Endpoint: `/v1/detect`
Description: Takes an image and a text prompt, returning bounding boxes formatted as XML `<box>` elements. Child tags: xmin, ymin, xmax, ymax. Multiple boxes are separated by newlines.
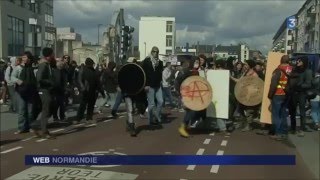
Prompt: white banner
<box><xmin>206</xmin><ymin>70</ymin><xmax>230</xmax><ymax>119</ymax></box>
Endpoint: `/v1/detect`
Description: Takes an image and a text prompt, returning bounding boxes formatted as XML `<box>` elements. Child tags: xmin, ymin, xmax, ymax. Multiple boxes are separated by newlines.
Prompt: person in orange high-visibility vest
<box><xmin>268</xmin><ymin>55</ymin><xmax>292</xmax><ymax>141</ymax></box>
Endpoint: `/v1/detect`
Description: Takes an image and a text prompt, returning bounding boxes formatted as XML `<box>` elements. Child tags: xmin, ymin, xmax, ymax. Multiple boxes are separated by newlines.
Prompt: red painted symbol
<box><xmin>181</xmin><ymin>81</ymin><xmax>210</xmax><ymax>103</ymax></box>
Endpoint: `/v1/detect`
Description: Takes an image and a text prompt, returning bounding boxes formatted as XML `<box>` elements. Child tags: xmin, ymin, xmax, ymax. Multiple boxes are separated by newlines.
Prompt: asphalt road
<box><xmin>0</xmin><ymin>103</ymin><xmax>319</xmax><ymax>180</ymax></box>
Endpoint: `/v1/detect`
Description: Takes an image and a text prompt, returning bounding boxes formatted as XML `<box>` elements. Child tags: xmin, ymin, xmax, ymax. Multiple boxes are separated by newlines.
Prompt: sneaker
<box><xmin>0</xmin><ymin>99</ymin><xmax>3</xmax><ymax>104</ymax></box>
<box><xmin>297</xmin><ymin>131</ymin><xmax>305</xmax><ymax>137</ymax></box>
<box><xmin>178</xmin><ymin>124</ymin><xmax>189</xmax><ymax>138</ymax></box>
<box><xmin>42</xmin><ymin>133</ymin><xmax>56</xmax><ymax>139</ymax></box>
<box><xmin>31</xmin><ymin>129</ymin><xmax>41</xmax><ymax>138</ymax></box>
<box><xmin>104</xmin><ymin>104</ymin><xmax>111</xmax><ymax>107</ymax></box>
<box><xmin>14</xmin><ymin>130</ymin><xmax>29</xmax><ymax>134</ymax></box>
<box><xmin>190</xmin><ymin>120</ymin><xmax>199</xmax><ymax>128</ymax></box>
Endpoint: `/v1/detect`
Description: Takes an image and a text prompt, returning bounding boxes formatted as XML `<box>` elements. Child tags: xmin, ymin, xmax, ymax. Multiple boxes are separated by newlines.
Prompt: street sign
<box><xmin>5</xmin><ymin>166</ymin><xmax>138</xmax><ymax>180</ymax></box>
<box><xmin>287</xmin><ymin>16</ymin><xmax>296</xmax><ymax>30</ymax></box>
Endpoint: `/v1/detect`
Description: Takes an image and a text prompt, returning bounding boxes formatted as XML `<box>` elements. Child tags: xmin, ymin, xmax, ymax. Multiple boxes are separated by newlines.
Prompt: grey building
<box><xmin>272</xmin><ymin>15</ymin><xmax>295</xmax><ymax>55</ymax></box>
<box><xmin>0</xmin><ymin>0</ymin><xmax>54</xmax><ymax>58</ymax></box>
<box><xmin>295</xmin><ymin>0</ymin><xmax>320</xmax><ymax>53</ymax></box>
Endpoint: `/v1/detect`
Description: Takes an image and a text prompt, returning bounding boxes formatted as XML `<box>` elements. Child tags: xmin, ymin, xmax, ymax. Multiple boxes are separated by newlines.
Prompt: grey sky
<box><xmin>54</xmin><ymin>0</ymin><xmax>305</xmax><ymax>54</ymax></box>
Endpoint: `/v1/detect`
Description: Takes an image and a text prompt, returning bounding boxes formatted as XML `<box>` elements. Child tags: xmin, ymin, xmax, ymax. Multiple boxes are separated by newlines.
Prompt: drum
<box><xmin>180</xmin><ymin>76</ymin><xmax>213</xmax><ymax>111</ymax></box>
<box><xmin>234</xmin><ymin>76</ymin><xmax>264</xmax><ymax>106</ymax></box>
<box><xmin>118</xmin><ymin>63</ymin><xmax>146</xmax><ymax>95</ymax></box>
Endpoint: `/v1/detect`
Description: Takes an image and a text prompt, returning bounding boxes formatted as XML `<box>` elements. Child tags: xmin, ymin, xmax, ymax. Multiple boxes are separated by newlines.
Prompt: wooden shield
<box><xmin>118</xmin><ymin>63</ymin><xmax>146</xmax><ymax>95</ymax></box>
<box><xmin>234</xmin><ymin>76</ymin><xmax>264</xmax><ymax>106</ymax></box>
<box><xmin>180</xmin><ymin>76</ymin><xmax>213</xmax><ymax>111</ymax></box>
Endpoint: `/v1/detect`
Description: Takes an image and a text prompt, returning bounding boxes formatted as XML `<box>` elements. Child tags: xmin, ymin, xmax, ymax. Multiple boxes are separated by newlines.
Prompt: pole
<box><xmin>98</xmin><ymin>24</ymin><xmax>102</xmax><ymax>45</ymax></box>
<box><xmin>144</xmin><ymin>42</ymin><xmax>146</xmax><ymax>58</ymax></box>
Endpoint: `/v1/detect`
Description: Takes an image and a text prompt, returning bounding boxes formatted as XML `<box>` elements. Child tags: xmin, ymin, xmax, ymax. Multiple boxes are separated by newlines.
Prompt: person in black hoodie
<box><xmin>288</xmin><ymin>56</ymin><xmax>313</xmax><ymax>137</ymax></box>
<box><xmin>34</xmin><ymin>47</ymin><xmax>56</xmax><ymax>139</ymax></box>
<box><xmin>74</xmin><ymin>58</ymin><xmax>105</xmax><ymax>125</ymax></box>
<box><xmin>142</xmin><ymin>46</ymin><xmax>164</xmax><ymax>126</ymax></box>
<box><xmin>52</xmin><ymin>60</ymin><xmax>67</xmax><ymax>121</ymax></box>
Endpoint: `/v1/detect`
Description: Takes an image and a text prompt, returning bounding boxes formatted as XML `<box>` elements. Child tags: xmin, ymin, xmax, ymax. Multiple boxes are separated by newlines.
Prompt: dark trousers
<box><xmin>183</xmin><ymin>109</ymin><xmax>196</xmax><ymax>125</ymax></box>
<box><xmin>52</xmin><ymin>93</ymin><xmax>66</xmax><ymax>120</ymax></box>
<box><xmin>31</xmin><ymin>90</ymin><xmax>52</xmax><ymax>133</ymax></box>
<box><xmin>77</xmin><ymin>91</ymin><xmax>97</xmax><ymax>120</ymax></box>
<box><xmin>289</xmin><ymin>92</ymin><xmax>307</xmax><ymax>131</ymax></box>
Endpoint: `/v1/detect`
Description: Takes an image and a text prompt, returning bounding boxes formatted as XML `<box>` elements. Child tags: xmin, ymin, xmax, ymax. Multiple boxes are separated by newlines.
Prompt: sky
<box><xmin>54</xmin><ymin>0</ymin><xmax>305</xmax><ymax>54</ymax></box>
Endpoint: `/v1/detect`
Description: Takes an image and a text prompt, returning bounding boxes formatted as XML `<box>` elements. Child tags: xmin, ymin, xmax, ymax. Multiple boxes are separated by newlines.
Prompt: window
<box><xmin>166</xmin><ymin>35</ymin><xmax>172</xmax><ymax>47</ymax></box>
<box><xmin>45</xmin><ymin>14</ymin><xmax>54</xmax><ymax>27</ymax></box>
<box><xmin>166</xmin><ymin>21</ymin><xmax>173</xmax><ymax>32</ymax></box>
<box><xmin>18</xmin><ymin>0</ymin><xmax>24</xmax><ymax>7</ymax></box>
<box><xmin>45</xmin><ymin>4</ymin><xmax>53</xmax><ymax>15</ymax></box>
<box><xmin>8</xmin><ymin>16</ymin><xmax>24</xmax><ymax>56</ymax></box>
<box><xmin>28</xmin><ymin>0</ymin><xmax>40</xmax><ymax>13</ymax></box>
<box><xmin>166</xmin><ymin>50</ymin><xmax>172</xmax><ymax>55</ymax></box>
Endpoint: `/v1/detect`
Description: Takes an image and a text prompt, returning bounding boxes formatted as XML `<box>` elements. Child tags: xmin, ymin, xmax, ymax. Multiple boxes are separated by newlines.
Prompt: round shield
<box><xmin>180</xmin><ymin>76</ymin><xmax>213</xmax><ymax>111</ymax></box>
<box><xmin>234</xmin><ymin>76</ymin><xmax>264</xmax><ymax>106</ymax></box>
<box><xmin>118</xmin><ymin>63</ymin><xmax>146</xmax><ymax>95</ymax></box>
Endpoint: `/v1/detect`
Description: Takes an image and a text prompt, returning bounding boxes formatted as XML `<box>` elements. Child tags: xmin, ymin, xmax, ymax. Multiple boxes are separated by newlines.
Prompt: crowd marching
<box><xmin>0</xmin><ymin>46</ymin><xmax>319</xmax><ymax>139</ymax></box>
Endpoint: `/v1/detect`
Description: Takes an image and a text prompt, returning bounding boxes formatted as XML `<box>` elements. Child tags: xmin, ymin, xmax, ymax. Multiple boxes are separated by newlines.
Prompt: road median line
<box><xmin>1</xmin><ymin>146</ymin><xmax>23</xmax><ymax>154</ymax></box>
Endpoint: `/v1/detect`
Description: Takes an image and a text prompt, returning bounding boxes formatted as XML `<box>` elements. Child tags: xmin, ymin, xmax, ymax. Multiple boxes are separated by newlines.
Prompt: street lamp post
<box><xmin>144</xmin><ymin>42</ymin><xmax>146</xmax><ymax>58</ymax></box>
<box><xmin>98</xmin><ymin>24</ymin><xmax>103</xmax><ymax>45</ymax></box>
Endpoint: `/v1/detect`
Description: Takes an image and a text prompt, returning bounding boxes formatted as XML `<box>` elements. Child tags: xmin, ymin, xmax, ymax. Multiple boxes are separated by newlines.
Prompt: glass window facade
<box><xmin>166</xmin><ymin>21</ymin><xmax>173</xmax><ymax>32</ymax></box>
<box><xmin>8</xmin><ymin>16</ymin><xmax>25</xmax><ymax>56</ymax></box>
<box><xmin>166</xmin><ymin>35</ymin><xmax>173</xmax><ymax>47</ymax></box>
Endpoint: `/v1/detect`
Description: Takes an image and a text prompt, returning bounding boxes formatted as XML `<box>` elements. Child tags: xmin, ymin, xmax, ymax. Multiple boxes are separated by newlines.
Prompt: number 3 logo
<box><xmin>288</xmin><ymin>18</ymin><xmax>296</xmax><ymax>28</ymax></box>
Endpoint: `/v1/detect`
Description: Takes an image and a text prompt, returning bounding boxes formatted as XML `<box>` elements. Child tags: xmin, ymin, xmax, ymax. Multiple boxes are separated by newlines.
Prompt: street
<box><xmin>0</xmin><ymin>102</ymin><xmax>319</xmax><ymax>180</ymax></box>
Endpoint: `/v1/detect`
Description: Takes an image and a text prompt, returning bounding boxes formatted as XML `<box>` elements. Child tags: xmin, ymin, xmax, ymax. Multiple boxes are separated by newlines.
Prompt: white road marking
<box><xmin>210</xmin><ymin>150</ymin><xmax>224</xmax><ymax>173</ymax></box>
<box><xmin>165</xmin><ymin>152</ymin><xmax>172</xmax><ymax>154</ymax></box>
<box><xmin>196</xmin><ymin>148</ymin><xmax>205</xmax><ymax>155</ymax></box>
<box><xmin>104</xmin><ymin>119</ymin><xmax>112</xmax><ymax>122</ymax></box>
<box><xmin>224</xmin><ymin>135</ymin><xmax>230</xmax><ymax>138</ymax></box>
<box><xmin>52</xmin><ymin>149</ymin><xmax>59</xmax><ymax>151</ymax></box>
<box><xmin>109</xmin><ymin>149</ymin><xmax>115</xmax><ymax>152</ymax></box>
<box><xmin>1</xmin><ymin>146</ymin><xmax>23</xmax><ymax>154</ymax></box>
<box><xmin>203</xmin><ymin>139</ymin><xmax>211</xmax><ymax>145</ymax></box>
<box><xmin>221</xmin><ymin>140</ymin><xmax>228</xmax><ymax>146</ymax></box>
<box><xmin>187</xmin><ymin>148</ymin><xmax>205</xmax><ymax>171</ymax></box>
<box><xmin>36</xmin><ymin>139</ymin><xmax>47</xmax><ymax>143</ymax></box>
<box><xmin>180</xmin><ymin>179</ymin><xmax>188</xmax><ymax>180</ymax></box>
<box><xmin>85</xmin><ymin>124</ymin><xmax>97</xmax><ymax>127</ymax></box>
<box><xmin>21</xmin><ymin>136</ymin><xmax>36</xmax><ymax>142</ymax></box>
<box><xmin>209</xmin><ymin>132</ymin><xmax>215</xmax><ymax>136</ymax></box>
<box><xmin>50</xmin><ymin>129</ymin><xmax>64</xmax><ymax>133</ymax></box>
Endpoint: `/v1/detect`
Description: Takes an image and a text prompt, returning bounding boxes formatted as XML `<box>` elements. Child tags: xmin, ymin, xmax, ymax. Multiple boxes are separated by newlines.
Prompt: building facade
<box><xmin>56</xmin><ymin>27</ymin><xmax>82</xmax><ymax>58</ymax></box>
<box><xmin>214</xmin><ymin>44</ymin><xmax>249</xmax><ymax>62</ymax></box>
<box><xmin>0</xmin><ymin>0</ymin><xmax>54</xmax><ymax>58</ymax></box>
<box><xmin>272</xmin><ymin>15</ymin><xmax>295</xmax><ymax>55</ymax></box>
<box><xmin>139</xmin><ymin>16</ymin><xmax>176</xmax><ymax>60</ymax></box>
<box><xmin>295</xmin><ymin>0</ymin><xmax>320</xmax><ymax>53</ymax></box>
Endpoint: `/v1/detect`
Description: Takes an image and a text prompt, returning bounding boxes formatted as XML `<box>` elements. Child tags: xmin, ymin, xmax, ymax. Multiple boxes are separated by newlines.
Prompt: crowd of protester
<box><xmin>0</xmin><ymin>47</ymin><xmax>319</xmax><ymax>139</ymax></box>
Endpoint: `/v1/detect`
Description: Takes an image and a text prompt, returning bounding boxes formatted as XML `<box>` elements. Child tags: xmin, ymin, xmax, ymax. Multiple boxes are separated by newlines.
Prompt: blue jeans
<box><xmin>16</xmin><ymin>92</ymin><xmax>34</xmax><ymax>131</ymax></box>
<box><xmin>310</xmin><ymin>99</ymin><xmax>320</xmax><ymax>124</ymax></box>
<box><xmin>217</xmin><ymin>119</ymin><xmax>227</xmax><ymax>131</ymax></box>
<box><xmin>271</xmin><ymin>95</ymin><xmax>288</xmax><ymax>135</ymax></box>
<box><xmin>112</xmin><ymin>91</ymin><xmax>123</xmax><ymax>112</ymax></box>
<box><xmin>162</xmin><ymin>86</ymin><xmax>175</xmax><ymax>107</ymax></box>
<box><xmin>147</xmin><ymin>87</ymin><xmax>163</xmax><ymax>124</ymax></box>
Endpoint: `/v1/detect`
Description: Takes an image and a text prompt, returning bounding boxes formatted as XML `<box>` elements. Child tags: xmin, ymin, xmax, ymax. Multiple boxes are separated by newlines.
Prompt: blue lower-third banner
<box><xmin>25</xmin><ymin>155</ymin><xmax>295</xmax><ymax>165</ymax></box>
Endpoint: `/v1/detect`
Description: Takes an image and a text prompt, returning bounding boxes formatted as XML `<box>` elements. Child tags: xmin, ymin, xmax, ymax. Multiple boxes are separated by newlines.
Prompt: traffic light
<box><xmin>120</xmin><ymin>25</ymin><xmax>134</xmax><ymax>60</ymax></box>
<box><xmin>120</xmin><ymin>25</ymin><xmax>134</xmax><ymax>51</ymax></box>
